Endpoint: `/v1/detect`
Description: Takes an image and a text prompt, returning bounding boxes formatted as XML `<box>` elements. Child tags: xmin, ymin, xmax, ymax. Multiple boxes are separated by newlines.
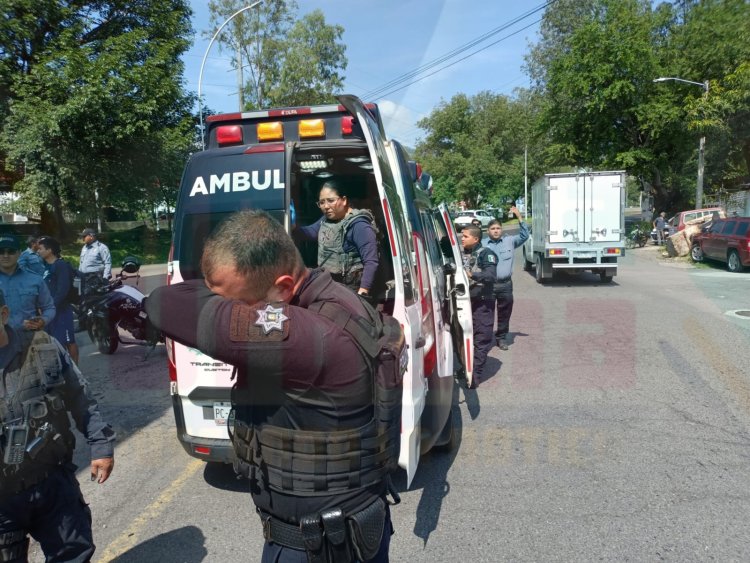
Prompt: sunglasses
<box><xmin>0</xmin><ymin>248</ymin><xmax>18</xmax><ymax>256</ymax></box>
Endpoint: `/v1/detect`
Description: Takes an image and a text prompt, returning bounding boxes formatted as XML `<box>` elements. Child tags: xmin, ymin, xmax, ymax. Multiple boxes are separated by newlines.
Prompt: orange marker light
<box><xmin>257</xmin><ymin>122</ymin><xmax>283</xmax><ymax>142</ymax></box>
<box><xmin>299</xmin><ymin>119</ymin><xmax>325</xmax><ymax>138</ymax></box>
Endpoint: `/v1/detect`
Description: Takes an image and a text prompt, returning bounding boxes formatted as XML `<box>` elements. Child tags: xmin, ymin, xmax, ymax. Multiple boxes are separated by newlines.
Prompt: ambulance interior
<box><xmin>290</xmin><ymin>143</ymin><xmax>397</xmax><ymax>311</ymax></box>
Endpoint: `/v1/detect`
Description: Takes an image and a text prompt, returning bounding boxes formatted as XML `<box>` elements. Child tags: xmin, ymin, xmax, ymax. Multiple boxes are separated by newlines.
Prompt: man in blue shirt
<box><xmin>18</xmin><ymin>235</ymin><xmax>45</xmax><ymax>276</ymax></box>
<box><xmin>0</xmin><ymin>234</ymin><xmax>55</xmax><ymax>331</ymax></box>
<box><xmin>483</xmin><ymin>206</ymin><xmax>529</xmax><ymax>350</ymax></box>
<box><xmin>79</xmin><ymin>228</ymin><xmax>112</xmax><ymax>279</ymax></box>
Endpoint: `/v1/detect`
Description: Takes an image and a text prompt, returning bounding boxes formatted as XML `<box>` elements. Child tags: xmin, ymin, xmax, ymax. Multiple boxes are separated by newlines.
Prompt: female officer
<box><xmin>296</xmin><ymin>180</ymin><xmax>379</xmax><ymax>298</ymax></box>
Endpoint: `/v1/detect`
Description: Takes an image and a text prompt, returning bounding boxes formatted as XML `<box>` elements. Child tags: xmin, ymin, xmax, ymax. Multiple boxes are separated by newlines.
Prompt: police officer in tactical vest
<box><xmin>461</xmin><ymin>225</ymin><xmax>498</xmax><ymax>387</ymax></box>
<box><xmin>295</xmin><ymin>180</ymin><xmax>380</xmax><ymax>299</ymax></box>
<box><xmin>0</xmin><ymin>289</ymin><xmax>115</xmax><ymax>562</ymax></box>
<box><xmin>145</xmin><ymin>210</ymin><xmax>403</xmax><ymax>563</ymax></box>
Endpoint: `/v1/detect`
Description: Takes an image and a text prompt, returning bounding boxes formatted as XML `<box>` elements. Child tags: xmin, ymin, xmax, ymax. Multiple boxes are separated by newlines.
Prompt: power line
<box><xmin>361</xmin><ymin>1</ymin><xmax>553</xmax><ymax>101</ymax></box>
<box><xmin>372</xmin><ymin>17</ymin><xmax>542</xmax><ymax>101</ymax></box>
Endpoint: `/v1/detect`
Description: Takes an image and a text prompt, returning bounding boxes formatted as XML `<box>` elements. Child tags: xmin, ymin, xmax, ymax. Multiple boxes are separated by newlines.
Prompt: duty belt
<box><xmin>0</xmin><ymin>467</ymin><xmax>52</xmax><ymax>500</ymax></box>
<box><xmin>258</xmin><ymin>497</ymin><xmax>387</xmax><ymax>563</ymax></box>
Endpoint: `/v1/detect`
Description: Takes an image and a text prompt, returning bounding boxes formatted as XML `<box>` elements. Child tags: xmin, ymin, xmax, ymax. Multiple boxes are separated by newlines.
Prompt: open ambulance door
<box><xmin>438</xmin><ymin>204</ymin><xmax>474</xmax><ymax>388</ymax></box>
<box><xmin>337</xmin><ymin>94</ymin><xmax>423</xmax><ymax>485</ymax></box>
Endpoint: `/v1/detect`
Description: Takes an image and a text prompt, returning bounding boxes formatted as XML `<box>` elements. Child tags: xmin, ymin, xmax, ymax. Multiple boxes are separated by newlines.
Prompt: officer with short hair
<box><xmin>0</xmin><ymin>289</ymin><xmax>115</xmax><ymax>562</ymax></box>
<box><xmin>483</xmin><ymin>207</ymin><xmax>529</xmax><ymax>350</ymax></box>
<box><xmin>461</xmin><ymin>225</ymin><xmax>497</xmax><ymax>387</ymax></box>
<box><xmin>79</xmin><ymin>228</ymin><xmax>112</xmax><ymax>280</ymax></box>
<box><xmin>145</xmin><ymin>210</ymin><xmax>399</xmax><ymax>563</ymax></box>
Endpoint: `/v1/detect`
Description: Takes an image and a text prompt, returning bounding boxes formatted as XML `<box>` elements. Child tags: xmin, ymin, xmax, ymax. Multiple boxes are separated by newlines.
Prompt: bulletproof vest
<box><xmin>317</xmin><ymin>209</ymin><xmax>375</xmax><ymax>285</ymax></box>
<box><xmin>231</xmin><ymin>294</ymin><xmax>405</xmax><ymax>502</ymax></box>
<box><xmin>463</xmin><ymin>246</ymin><xmax>484</xmax><ymax>288</ymax></box>
<box><xmin>0</xmin><ymin>331</ymin><xmax>74</xmax><ymax>486</ymax></box>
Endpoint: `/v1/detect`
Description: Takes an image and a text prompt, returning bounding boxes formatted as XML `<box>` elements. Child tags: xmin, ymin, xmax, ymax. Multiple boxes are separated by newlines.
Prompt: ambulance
<box><xmin>166</xmin><ymin>95</ymin><xmax>474</xmax><ymax>485</ymax></box>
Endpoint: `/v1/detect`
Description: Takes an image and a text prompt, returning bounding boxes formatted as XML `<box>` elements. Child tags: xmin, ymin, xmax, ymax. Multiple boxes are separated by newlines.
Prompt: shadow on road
<box><xmin>395</xmin><ymin>384</ymin><xmax>464</xmax><ymax>547</ymax></box>
<box><xmin>203</xmin><ymin>461</ymin><xmax>251</xmax><ymax>493</ymax></box>
<box><xmin>108</xmin><ymin>525</ymin><xmax>208</xmax><ymax>563</ymax></box>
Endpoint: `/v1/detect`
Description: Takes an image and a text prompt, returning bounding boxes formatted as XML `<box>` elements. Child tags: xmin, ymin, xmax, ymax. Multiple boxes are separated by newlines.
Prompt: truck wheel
<box><xmin>523</xmin><ymin>249</ymin><xmax>533</xmax><ymax>271</ymax></box>
<box><xmin>534</xmin><ymin>255</ymin><xmax>545</xmax><ymax>284</ymax></box>
<box><xmin>727</xmin><ymin>250</ymin><xmax>744</xmax><ymax>273</ymax></box>
<box><xmin>432</xmin><ymin>410</ymin><xmax>457</xmax><ymax>452</ymax></box>
<box><xmin>599</xmin><ymin>271</ymin><xmax>613</xmax><ymax>283</ymax></box>
<box><xmin>690</xmin><ymin>244</ymin><xmax>704</xmax><ymax>263</ymax></box>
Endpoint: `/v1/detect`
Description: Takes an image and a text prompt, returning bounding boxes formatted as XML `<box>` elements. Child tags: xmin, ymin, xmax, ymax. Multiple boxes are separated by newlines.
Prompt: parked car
<box><xmin>650</xmin><ymin>207</ymin><xmax>725</xmax><ymax>243</ymax></box>
<box><xmin>691</xmin><ymin>216</ymin><xmax>750</xmax><ymax>273</ymax></box>
<box><xmin>454</xmin><ymin>209</ymin><xmax>496</xmax><ymax>230</ymax></box>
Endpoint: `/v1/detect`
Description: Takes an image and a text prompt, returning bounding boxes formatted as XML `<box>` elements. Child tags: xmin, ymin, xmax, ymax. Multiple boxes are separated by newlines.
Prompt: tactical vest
<box><xmin>0</xmin><ymin>331</ymin><xmax>74</xmax><ymax>494</ymax></box>
<box><xmin>317</xmin><ymin>209</ymin><xmax>375</xmax><ymax>288</ymax></box>
<box><xmin>463</xmin><ymin>246</ymin><xmax>483</xmax><ymax>288</ymax></box>
<box><xmin>230</xmin><ymin>297</ymin><xmax>405</xmax><ymax>500</ymax></box>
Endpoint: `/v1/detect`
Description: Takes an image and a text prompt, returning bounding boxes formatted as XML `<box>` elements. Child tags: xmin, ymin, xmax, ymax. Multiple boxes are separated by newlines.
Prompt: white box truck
<box><xmin>522</xmin><ymin>170</ymin><xmax>626</xmax><ymax>283</ymax></box>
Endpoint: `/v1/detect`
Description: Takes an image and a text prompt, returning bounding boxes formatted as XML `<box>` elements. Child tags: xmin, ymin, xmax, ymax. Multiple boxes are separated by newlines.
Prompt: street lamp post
<box><xmin>198</xmin><ymin>1</ymin><xmax>262</xmax><ymax>150</ymax></box>
<box><xmin>653</xmin><ymin>77</ymin><xmax>710</xmax><ymax>208</ymax></box>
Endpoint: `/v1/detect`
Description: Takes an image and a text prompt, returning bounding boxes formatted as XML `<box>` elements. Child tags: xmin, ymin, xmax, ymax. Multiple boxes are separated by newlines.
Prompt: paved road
<box><xmin>30</xmin><ymin>249</ymin><xmax>750</xmax><ymax>562</ymax></box>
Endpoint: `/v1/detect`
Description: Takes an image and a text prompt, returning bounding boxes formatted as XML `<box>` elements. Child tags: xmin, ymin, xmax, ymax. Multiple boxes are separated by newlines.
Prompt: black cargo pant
<box><xmin>0</xmin><ymin>466</ymin><xmax>94</xmax><ymax>563</ymax></box>
<box><xmin>493</xmin><ymin>278</ymin><xmax>514</xmax><ymax>342</ymax></box>
<box><xmin>471</xmin><ymin>298</ymin><xmax>495</xmax><ymax>379</ymax></box>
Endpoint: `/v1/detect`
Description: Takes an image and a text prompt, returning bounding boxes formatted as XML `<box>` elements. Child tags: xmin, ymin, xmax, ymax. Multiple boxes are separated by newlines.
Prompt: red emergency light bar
<box><xmin>206</xmin><ymin>103</ymin><xmax>377</xmax><ymax>123</ymax></box>
<box><xmin>216</xmin><ymin>125</ymin><xmax>243</xmax><ymax>146</ymax></box>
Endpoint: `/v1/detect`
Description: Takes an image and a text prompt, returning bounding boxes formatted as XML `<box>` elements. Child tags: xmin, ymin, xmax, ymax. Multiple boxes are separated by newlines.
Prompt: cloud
<box><xmin>377</xmin><ymin>99</ymin><xmax>427</xmax><ymax>149</ymax></box>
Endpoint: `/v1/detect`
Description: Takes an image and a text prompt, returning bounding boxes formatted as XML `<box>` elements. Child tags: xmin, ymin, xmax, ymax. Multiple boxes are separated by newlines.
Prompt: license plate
<box><xmin>213</xmin><ymin>402</ymin><xmax>232</xmax><ymax>426</ymax></box>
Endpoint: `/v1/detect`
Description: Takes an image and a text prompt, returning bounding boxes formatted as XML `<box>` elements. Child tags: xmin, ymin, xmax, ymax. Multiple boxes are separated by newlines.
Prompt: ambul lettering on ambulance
<box><xmin>189</xmin><ymin>169</ymin><xmax>285</xmax><ymax>197</ymax></box>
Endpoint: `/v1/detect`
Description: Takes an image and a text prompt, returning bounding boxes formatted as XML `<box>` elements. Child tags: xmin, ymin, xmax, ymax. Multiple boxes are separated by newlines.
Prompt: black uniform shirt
<box><xmin>145</xmin><ymin>269</ymin><xmax>382</xmax><ymax>521</ymax></box>
<box><xmin>463</xmin><ymin>243</ymin><xmax>498</xmax><ymax>299</ymax></box>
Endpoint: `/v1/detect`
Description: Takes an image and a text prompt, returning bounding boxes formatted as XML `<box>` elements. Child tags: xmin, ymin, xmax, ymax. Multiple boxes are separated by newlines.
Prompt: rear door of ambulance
<box><xmin>337</xmin><ymin>95</ymin><xmax>426</xmax><ymax>485</ymax></box>
<box><xmin>437</xmin><ymin>203</ymin><xmax>474</xmax><ymax>387</ymax></box>
<box><xmin>169</xmin><ymin>143</ymin><xmax>286</xmax><ymax>461</ymax></box>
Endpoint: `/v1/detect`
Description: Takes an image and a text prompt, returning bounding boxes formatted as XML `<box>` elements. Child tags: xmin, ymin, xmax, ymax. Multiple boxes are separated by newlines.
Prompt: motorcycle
<box><xmin>625</xmin><ymin>226</ymin><xmax>649</xmax><ymax>248</ymax></box>
<box><xmin>75</xmin><ymin>256</ymin><xmax>163</xmax><ymax>356</ymax></box>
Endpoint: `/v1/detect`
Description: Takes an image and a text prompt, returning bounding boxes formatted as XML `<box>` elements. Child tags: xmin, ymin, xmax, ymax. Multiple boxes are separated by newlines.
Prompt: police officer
<box><xmin>461</xmin><ymin>225</ymin><xmax>497</xmax><ymax>387</ymax></box>
<box><xmin>79</xmin><ymin>228</ymin><xmax>112</xmax><ymax>280</ymax></box>
<box><xmin>145</xmin><ymin>210</ymin><xmax>399</xmax><ymax>563</ymax></box>
<box><xmin>0</xmin><ymin>289</ymin><xmax>115</xmax><ymax>562</ymax></box>
<box><xmin>483</xmin><ymin>207</ymin><xmax>529</xmax><ymax>350</ymax></box>
<box><xmin>295</xmin><ymin>180</ymin><xmax>379</xmax><ymax>298</ymax></box>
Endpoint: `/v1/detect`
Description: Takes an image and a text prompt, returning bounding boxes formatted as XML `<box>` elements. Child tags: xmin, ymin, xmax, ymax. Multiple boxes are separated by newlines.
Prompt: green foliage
<box><xmin>0</xmin><ymin>0</ymin><xmax>195</xmax><ymax>236</ymax></box>
<box><xmin>207</xmin><ymin>0</ymin><xmax>346</xmax><ymax>110</ymax></box>
<box><xmin>414</xmin><ymin>91</ymin><xmax>543</xmax><ymax>208</ymax></box>
<box><xmin>62</xmin><ymin>228</ymin><xmax>172</xmax><ymax>268</ymax></box>
<box><xmin>527</xmin><ymin>0</ymin><xmax>750</xmax><ymax>213</ymax></box>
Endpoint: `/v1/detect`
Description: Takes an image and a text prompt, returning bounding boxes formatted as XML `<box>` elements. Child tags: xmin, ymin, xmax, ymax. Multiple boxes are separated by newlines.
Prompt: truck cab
<box><xmin>167</xmin><ymin>95</ymin><xmax>473</xmax><ymax>485</ymax></box>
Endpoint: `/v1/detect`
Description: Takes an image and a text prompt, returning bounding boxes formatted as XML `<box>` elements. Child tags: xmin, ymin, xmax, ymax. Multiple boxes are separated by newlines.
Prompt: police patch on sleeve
<box><xmin>230</xmin><ymin>302</ymin><xmax>290</xmax><ymax>342</ymax></box>
<box><xmin>486</xmin><ymin>253</ymin><xmax>497</xmax><ymax>264</ymax></box>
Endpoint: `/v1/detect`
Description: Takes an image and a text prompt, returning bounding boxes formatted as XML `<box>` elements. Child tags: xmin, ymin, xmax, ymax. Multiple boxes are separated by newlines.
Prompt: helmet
<box><xmin>121</xmin><ymin>255</ymin><xmax>141</xmax><ymax>274</ymax></box>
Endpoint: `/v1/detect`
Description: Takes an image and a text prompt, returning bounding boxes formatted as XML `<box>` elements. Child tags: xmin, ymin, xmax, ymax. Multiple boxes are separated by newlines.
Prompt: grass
<box><xmin>62</xmin><ymin>227</ymin><xmax>172</xmax><ymax>268</ymax></box>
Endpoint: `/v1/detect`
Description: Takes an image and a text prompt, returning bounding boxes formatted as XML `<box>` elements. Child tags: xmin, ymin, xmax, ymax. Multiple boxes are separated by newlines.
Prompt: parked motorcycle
<box><xmin>626</xmin><ymin>226</ymin><xmax>649</xmax><ymax>248</ymax></box>
<box><xmin>76</xmin><ymin>256</ymin><xmax>162</xmax><ymax>355</ymax></box>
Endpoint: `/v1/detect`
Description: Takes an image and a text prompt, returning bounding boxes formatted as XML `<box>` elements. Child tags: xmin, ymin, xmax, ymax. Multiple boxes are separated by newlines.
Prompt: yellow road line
<box><xmin>96</xmin><ymin>458</ymin><xmax>203</xmax><ymax>562</ymax></box>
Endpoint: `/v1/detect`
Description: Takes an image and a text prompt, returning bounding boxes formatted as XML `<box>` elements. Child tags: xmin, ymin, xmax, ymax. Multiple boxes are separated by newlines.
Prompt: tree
<box><xmin>207</xmin><ymin>0</ymin><xmax>346</xmax><ymax>110</ymax></box>
<box><xmin>0</xmin><ymin>0</ymin><xmax>194</xmax><ymax>236</ymax></box>
<box><xmin>527</xmin><ymin>0</ymin><xmax>750</xmax><ymax>212</ymax></box>
<box><xmin>414</xmin><ymin>91</ymin><xmax>542</xmax><ymax>208</ymax></box>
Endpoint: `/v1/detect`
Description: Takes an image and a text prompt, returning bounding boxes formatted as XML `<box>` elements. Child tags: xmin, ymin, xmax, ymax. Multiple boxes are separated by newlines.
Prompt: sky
<box><xmin>183</xmin><ymin>0</ymin><xmax>544</xmax><ymax>147</ymax></box>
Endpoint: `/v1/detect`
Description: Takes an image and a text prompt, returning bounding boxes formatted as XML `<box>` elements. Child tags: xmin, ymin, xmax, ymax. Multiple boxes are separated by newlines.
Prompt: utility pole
<box><xmin>653</xmin><ymin>77</ymin><xmax>710</xmax><ymax>208</ymax></box>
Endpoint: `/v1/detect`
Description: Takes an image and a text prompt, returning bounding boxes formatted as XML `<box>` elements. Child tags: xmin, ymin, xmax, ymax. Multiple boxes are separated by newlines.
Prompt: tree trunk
<box><xmin>40</xmin><ymin>185</ymin><xmax>68</xmax><ymax>238</ymax></box>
